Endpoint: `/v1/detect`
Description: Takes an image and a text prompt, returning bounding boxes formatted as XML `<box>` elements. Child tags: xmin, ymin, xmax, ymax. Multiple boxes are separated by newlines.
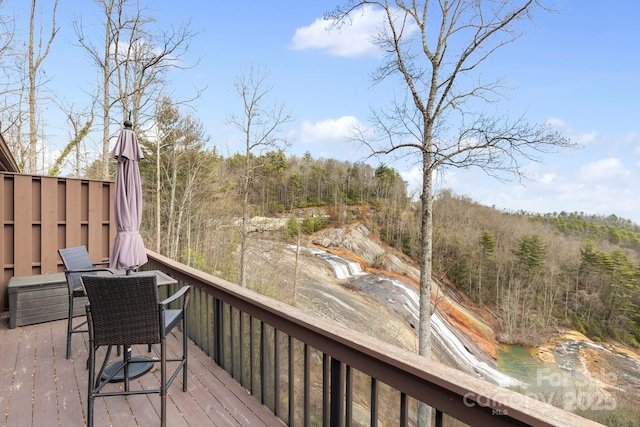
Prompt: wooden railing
<box><xmin>143</xmin><ymin>250</ymin><xmax>603</xmax><ymax>427</ymax></box>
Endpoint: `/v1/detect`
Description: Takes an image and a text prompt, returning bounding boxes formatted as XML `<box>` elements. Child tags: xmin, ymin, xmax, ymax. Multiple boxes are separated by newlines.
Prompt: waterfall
<box><xmin>292</xmin><ymin>244</ymin><xmax>521</xmax><ymax>387</ymax></box>
<box><xmin>289</xmin><ymin>245</ymin><xmax>366</xmax><ymax>279</ymax></box>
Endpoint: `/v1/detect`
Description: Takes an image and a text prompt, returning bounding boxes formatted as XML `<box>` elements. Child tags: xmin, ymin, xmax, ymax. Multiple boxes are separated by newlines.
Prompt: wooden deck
<box><xmin>0</xmin><ymin>316</ymin><xmax>285</xmax><ymax>427</ymax></box>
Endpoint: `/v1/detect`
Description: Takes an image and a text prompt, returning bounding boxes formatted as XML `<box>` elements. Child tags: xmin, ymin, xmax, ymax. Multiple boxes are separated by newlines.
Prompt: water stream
<box><xmin>292</xmin><ymin>245</ymin><xmax>521</xmax><ymax>387</ymax></box>
<box><xmin>290</xmin><ymin>244</ymin><xmax>640</xmax><ymax>407</ymax></box>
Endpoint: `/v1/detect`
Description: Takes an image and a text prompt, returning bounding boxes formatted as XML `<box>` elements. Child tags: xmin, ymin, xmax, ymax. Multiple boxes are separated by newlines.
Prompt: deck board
<box><xmin>0</xmin><ymin>316</ymin><xmax>285</xmax><ymax>427</ymax></box>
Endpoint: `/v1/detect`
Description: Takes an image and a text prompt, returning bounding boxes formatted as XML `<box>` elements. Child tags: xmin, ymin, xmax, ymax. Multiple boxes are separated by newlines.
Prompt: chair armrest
<box><xmin>65</xmin><ymin>267</ymin><xmax>118</xmax><ymax>275</ymax></box>
<box><xmin>160</xmin><ymin>285</ymin><xmax>191</xmax><ymax>310</ymax></box>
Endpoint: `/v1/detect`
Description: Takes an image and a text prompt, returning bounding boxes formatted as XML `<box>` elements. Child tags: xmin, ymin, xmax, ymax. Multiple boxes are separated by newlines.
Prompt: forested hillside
<box><xmin>127</xmin><ymin>105</ymin><xmax>640</xmax><ymax>349</ymax></box>
<box><xmin>429</xmin><ymin>193</ymin><xmax>640</xmax><ymax>347</ymax></box>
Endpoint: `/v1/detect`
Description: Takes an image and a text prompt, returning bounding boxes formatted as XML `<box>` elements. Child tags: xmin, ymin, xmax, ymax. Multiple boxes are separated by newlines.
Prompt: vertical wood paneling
<box><xmin>104</xmin><ymin>183</ymin><xmax>114</xmax><ymax>261</ymax></box>
<box><xmin>14</xmin><ymin>176</ymin><xmax>32</xmax><ymax>276</ymax></box>
<box><xmin>0</xmin><ymin>174</ymin><xmax>6</xmax><ymax>312</ymax></box>
<box><xmin>31</xmin><ymin>178</ymin><xmax>42</xmax><ymax>271</ymax></box>
<box><xmin>109</xmin><ymin>183</ymin><xmax>116</xmax><ymax>253</ymax></box>
<box><xmin>87</xmin><ymin>181</ymin><xmax>102</xmax><ymax>261</ymax></box>
<box><xmin>1</xmin><ymin>174</ymin><xmax>115</xmax><ymax>312</ymax></box>
<box><xmin>64</xmin><ymin>179</ymin><xmax>82</xmax><ymax>248</ymax></box>
<box><xmin>40</xmin><ymin>178</ymin><xmax>58</xmax><ymax>273</ymax></box>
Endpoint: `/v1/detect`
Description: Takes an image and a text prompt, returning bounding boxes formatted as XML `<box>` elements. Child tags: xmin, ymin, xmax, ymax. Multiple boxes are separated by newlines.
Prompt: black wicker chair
<box><xmin>82</xmin><ymin>274</ymin><xmax>191</xmax><ymax>427</ymax></box>
<box><xmin>58</xmin><ymin>246</ymin><xmax>117</xmax><ymax>359</ymax></box>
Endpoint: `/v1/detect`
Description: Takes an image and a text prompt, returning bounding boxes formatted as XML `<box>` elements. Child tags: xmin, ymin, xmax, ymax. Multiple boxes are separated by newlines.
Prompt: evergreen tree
<box><xmin>514</xmin><ymin>234</ymin><xmax>547</xmax><ymax>272</ymax></box>
<box><xmin>478</xmin><ymin>230</ymin><xmax>496</xmax><ymax>305</ymax></box>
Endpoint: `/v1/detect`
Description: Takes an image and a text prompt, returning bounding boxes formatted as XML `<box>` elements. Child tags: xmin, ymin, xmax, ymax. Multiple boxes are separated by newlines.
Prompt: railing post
<box><xmin>274</xmin><ymin>329</ymin><xmax>281</xmax><ymax>417</ymax></box>
<box><xmin>214</xmin><ymin>297</ymin><xmax>223</xmax><ymax>365</ymax></box>
<box><xmin>230</xmin><ymin>307</ymin><xmax>235</xmax><ymax>378</ymax></box>
<box><xmin>370</xmin><ymin>378</ymin><xmax>378</xmax><ymax>427</ymax></box>
<box><xmin>330</xmin><ymin>357</ymin><xmax>344</xmax><ymax>427</ymax></box>
<box><xmin>400</xmin><ymin>393</ymin><xmax>408</xmax><ymax>427</ymax></box>
<box><xmin>304</xmin><ymin>344</ymin><xmax>310</xmax><ymax>427</ymax></box>
<box><xmin>239</xmin><ymin>310</ymin><xmax>245</xmax><ymax>387</ymax></box>
<box><xmin>250</xmin><ymin>315</ymin><xmax>255</xmax><ymax>395</ymax></box>
<box><xmin>288</xmin><ymin>336</ymin><xmax>295</xmax><ymax>427</ymax></box>
<box><xmin>261</xmin><ymin>321</ymin><xmax>267</xmax><ymax>405</ymax></box>
<box><xmin>323</xmin><ymin>354</ymin><xmax>330</xmax><ymax>426</ymax></box>
<box><xmin>345</xmin><ymin>366</ymin><xmax>353</xmax><ymax>427</ymax></box>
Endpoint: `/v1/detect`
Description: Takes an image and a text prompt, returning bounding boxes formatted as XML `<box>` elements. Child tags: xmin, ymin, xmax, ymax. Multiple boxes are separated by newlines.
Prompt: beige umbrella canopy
<box><xmin>109</xmin><ymin>120</ymin><xmax>148</xmax><ymax>271</ymax></box>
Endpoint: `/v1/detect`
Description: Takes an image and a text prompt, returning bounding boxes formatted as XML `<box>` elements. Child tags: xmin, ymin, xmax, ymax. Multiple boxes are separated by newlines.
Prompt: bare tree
<box><xmin>0</xmin><ymin>1</ymin><xmax>11</xmax><ymax>43</ymax></box>
<box><xmin>48</xmin><ymin>99</ymin><xmax>96</xmax><ymax>177</ymax></box>
<box><xmin>0</xmin><ymin>1</ymin><xmax>17</xmax><ymax>103</ymax></box>
<box><xmin>226</xmin><ymin>65</ymin><xmax>293</xmax><ymax>287</ymax></box>
<box><xmin>327</xmin><ymin>1</ymin><xmax>574</xmax><ymax>424</ymax></box>
<box><xmin>113</xmin><ymin>12</ymin><xmax>200</xmax><ymax>130</ymax></box>
<box><xmin>0</xmin><ymin>1</ymin><xmax>57</xmax><ymax>174</ymax></box>
<box><xmin>27</xmin><ymin>0</ymin><xmax>58</xmax><ymax>174</ymax></box>
<box><xmin>146</xmin><ymin>97</ymin><xmax>216</xmax><ymax>261</ymax></box>
<box><xmin>1</xmin><ymin>71</ymin><xmax>29</xmax><ymax>170</ymax></box>
<box><xmin>47</xmin><ymin>114</ymin><xmax>91</xmax><ymax>177</ymax></box>
<box><xmin>75</xmin><ymin>0</ymin><xmax>118</xmax><ymax>179</ymax></box>
<box><xmin>75</xmin><ymin>0</ymin><xmax>200</xmax><ymax>179</ymax></box>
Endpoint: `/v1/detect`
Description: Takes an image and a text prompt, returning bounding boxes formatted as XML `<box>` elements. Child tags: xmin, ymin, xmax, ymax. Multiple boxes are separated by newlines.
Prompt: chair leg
<box><xmin>66</xmin><ymin>294</ymin><xmax>74</xmax><ymax>359</ymax></box>
<box><xmin>87</xmin><ymin>344</ymin><xmax>96</xmax><ymax>427</ymax></box>
<box><xmin>183</xmin><ymin>317</ymin><xmax>188</xmax><ymax>391</ymax></box>
<box><xmin>161</xmin><ymin>337</ymin><xmax>167</xmax><ymax>427</ymax></box>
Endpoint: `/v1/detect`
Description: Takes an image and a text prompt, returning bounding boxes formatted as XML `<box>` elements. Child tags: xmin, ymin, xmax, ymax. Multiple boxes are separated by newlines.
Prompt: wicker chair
<box><xmin>58</xmin><ymin>246</ymin><xmax>117</xmax><ymax>359</ymax></box>
<box><xmin>82</xmin><ymin>274</ymin><xmax>191</xmax><ymax>427</ymax></box>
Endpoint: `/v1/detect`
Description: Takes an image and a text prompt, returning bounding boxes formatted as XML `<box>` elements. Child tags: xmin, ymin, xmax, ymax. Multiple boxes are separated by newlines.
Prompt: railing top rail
<box><xmin>145</xmin><ymin>250</ymin><xmax>603</xmax><ymax>427</ymax></box>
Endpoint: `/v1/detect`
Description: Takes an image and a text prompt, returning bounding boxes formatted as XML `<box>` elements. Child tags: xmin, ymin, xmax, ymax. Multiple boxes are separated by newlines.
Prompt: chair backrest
<box><xmin>59</xmin><ymin>246</ymin><xmax>96</xmax><ymax>292</ymax></box>
<box><xmin>59</xmin><ymin>245</ymin><xmax>95</xmax><ymax>269</ymax></box>
<box><xmin>82</xmin><ymin>274</ymin><xmax>160</xmax><ymax>346</ymax></box>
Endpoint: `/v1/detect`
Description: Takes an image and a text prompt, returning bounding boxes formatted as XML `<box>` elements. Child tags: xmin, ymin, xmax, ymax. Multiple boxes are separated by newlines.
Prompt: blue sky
<box><xmin>11</xmin><ymin>1</ymin><xmax>640</xmax><ymax>224</ymax></box>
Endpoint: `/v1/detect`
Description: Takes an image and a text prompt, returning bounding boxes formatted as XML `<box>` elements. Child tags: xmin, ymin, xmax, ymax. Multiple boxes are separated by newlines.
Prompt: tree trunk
<box><xmin>417</xmin><ymin>146</ymin><xmax>433</xmax><ymax>425</ymax></box>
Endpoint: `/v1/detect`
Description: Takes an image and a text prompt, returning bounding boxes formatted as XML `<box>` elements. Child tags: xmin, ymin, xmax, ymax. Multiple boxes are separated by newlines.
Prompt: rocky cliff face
<box><xmin>310</xmin><ymin>224</ymin><xmax>515</xmax><ymax>382</ymax></box>
<box><xmin>244</xmin><ymin>222</ymin><xmax>640</xmax><ymax>402</ymax></box>
<box><xmin>245</xmin><ymin>222</ymin><xmax>513</xmax><ymax>385</ymax></box>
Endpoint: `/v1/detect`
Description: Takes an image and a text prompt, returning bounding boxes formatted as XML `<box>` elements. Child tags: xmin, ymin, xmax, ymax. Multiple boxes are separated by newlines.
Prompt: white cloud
<box><xmin>290</xmin><ymin>18</ymin><xmax>376</xmax><ymax>57</ymax></box>
<box><xmin>546</xmin><ymin>117</ymin><xmax>570</xmax><ymax>131</ymax></box>
<box><xmin>547</xmin><ymin>117</ymin><xmax>599</xmax><ymax>146</ymax></box>
<box><xmin>290</xmin><ymin>6</ymin><xmax>402</xmax><ymax>58</ymax></box>
<box><xmin>574</xmin><ymin>157</ymin><xmax>632</xmax><ymax>184</ymax></box>
<box><xmin>298</xmin><ymin>116</ymin><xmax>364</xmax><ymax>145</ymax></box>
<box><xmin>575</xmin><ymin>131</ymin><xmax>598</xmax><ymax>145</ymax></box>
<box><xmin>388</xmin><ymin>119</ymin><xmax>640</xmax><ymax>224</ymax></box>
<box><xmin>539</xmin><ymin>173</ymin><xmax>556</xmax><ymax>183</ymax></box>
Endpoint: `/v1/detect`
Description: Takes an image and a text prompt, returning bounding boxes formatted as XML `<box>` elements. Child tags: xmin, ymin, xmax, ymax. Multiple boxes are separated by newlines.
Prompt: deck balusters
<box><xmin>345</xmin><ymin>366</ymin><xmax>353</xmax><ymax>427</ymax></box>
<box><xmin>370</xmin><ymin>377</ymin><xmax>378</xmax><ymax>426</ymax></box>
<box><xmin>400</xmin><ymin>392</ymin><xmax>408</xmax><ymax>427</ymax></box>
<box><xmin>250</xmin><ymin>315</ymin><xmax>255</xmax><ymax>396</ymax></box>
<box><xmin>330</xmin><ymin>357</ymin><xmax>345</xmax><ymax>427</ymax></box>
<box><xmin>289</xmin><ymin>335</ymin><xmax>295</xmax><ymax>426</ymax></box>
<box><xmin>141</xmin><ymin>256</ymin><xmax>599</xmax><ymax>427</ymax></box>
<box><xmin>304</xmin><ymin>343</ymin><xmax>310</xmax><ymax>427</ymax></box>
<box><xmin>274</xmin><ymin>329</ymin><xmax>281</xmax><ymax>418</ymax></box>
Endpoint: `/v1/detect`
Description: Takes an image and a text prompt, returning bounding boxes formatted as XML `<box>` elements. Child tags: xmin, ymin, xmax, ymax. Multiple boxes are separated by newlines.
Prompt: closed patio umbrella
<box><xmin>105</xmin><ymin>120</ymin><xmax>153</xmax><ymax>382</ymax></box>
<box><xmin>109</xmin><ymin>120</ymin><xmax>148</xmax><ymax>272</ymax></box>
